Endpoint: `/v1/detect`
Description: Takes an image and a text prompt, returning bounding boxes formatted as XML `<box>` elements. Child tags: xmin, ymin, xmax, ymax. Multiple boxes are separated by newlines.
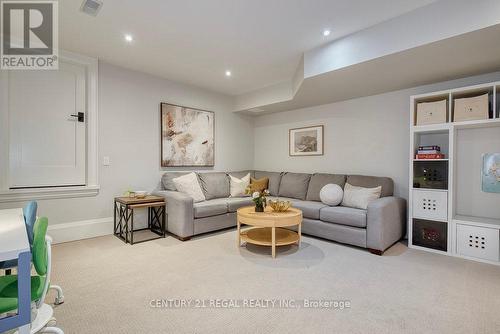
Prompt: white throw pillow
<box><xmin>341</xmin><ymin>183</ymin><xmax>381</xmax><ymax>210</ymax></box>
<box><xmin>172</xmin><ymin>172</ymin><xmax>205</xmax><ymax>203</ymax></box>
<box><xmin>229</xmin><ymin>173</ymin><xmax>250</xmax><ymax>197</ymax></box>
<box><xmin>319</xmin><ymin>184</ymin><xmax>344</xmax><ymax>206</ymax></box>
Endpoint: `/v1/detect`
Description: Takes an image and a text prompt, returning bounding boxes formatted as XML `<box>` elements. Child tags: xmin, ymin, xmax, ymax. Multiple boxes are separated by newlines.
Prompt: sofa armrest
<box><xmin>153</xmin><ymin>181</ymin><xmax>163</xmax><ymax>193</ymax></box>
<box><xmin>366</xmin><ymin>196</ymin><xmax>406</xmax><ymax>252</ymax></box>
<box><xmin>152</xmin><ymin>190</ymin><xmax>194</xmax><ymax>238</ymax></box>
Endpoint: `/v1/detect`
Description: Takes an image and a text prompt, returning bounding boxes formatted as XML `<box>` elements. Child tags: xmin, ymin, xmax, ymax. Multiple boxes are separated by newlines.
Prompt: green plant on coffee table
<box><xmin>246</xmin><ymin>187</ymin><xmax>270</xmax><ymax>212</ymax></box>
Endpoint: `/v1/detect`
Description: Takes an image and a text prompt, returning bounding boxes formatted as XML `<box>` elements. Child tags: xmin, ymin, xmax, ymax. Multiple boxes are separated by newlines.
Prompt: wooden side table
<box><xmin>114</xmin><ymin>195</ymin><xmax>166</xmax><ymax>244</ymax></box>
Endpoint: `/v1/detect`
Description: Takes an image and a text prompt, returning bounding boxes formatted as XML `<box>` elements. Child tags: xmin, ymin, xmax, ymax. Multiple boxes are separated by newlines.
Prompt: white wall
<box><xmin>253</xmin><ymin>71</ymin><xmax>500</xmax><ymax>199</ymax></box>
<box><xmin>0</xmin><ymin>62</ymin><xmax>254</xmax><ymax>234</ymax></box>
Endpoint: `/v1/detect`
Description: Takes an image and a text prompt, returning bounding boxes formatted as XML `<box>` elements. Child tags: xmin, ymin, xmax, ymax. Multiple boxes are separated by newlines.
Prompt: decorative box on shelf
<box><xmin>412</xmin><ymin>189</ymin><xmax>448</xmax><ymax>221</ymax></box>
<box><xmin>412</xmin><ymin>219</ymin><xmax>447</xmax><ymax>252</ymax></box>
<box><xmin>453</xmin><ymin>93</ymin><xmax>489</xmax><ymax>122</ymax></box>
<box><xmin>416</xmin><ymin>100</ymin><xmax>447</xmax><ymax>125</ymax></box>
<box><xmin>456</xmin><ymin>224</ymin><xmax>499</xmax><ymax>262</ymax></box>
<box><xmin>413</xmin><ymin>160</ymin><xmax>448</xmax><ymax>190</ymax></box>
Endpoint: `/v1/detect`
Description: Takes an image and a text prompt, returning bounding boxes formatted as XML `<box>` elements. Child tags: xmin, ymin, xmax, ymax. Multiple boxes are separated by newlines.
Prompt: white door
<box><xmin>8</xmin><ymin>61</ymin><xmax>87</xmax><ymax>188</ymax></box>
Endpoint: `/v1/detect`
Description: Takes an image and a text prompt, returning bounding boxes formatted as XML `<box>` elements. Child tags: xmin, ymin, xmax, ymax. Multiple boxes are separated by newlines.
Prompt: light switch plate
<box><xmin>103</xmin><ymin>156</ymin><xmax>110</xmax><ymax>166</ymax></box>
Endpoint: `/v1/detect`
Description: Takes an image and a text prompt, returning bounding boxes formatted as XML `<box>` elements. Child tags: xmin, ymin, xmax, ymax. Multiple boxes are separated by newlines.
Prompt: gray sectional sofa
<box><xmin>153</xmin><ymin>170</ymin><xmax>406</xmax><ymax>254</ymax></box>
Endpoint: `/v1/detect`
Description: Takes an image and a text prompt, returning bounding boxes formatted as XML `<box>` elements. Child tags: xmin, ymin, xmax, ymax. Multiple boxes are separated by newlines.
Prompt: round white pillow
<box><xmin>319</xmin><ymin>184</ymin><xmax>344</xmax><ymax>206</ymax></box>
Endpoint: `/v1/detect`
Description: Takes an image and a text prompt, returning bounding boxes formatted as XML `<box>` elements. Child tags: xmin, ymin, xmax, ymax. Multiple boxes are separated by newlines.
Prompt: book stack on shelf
<box><xmin>415</xmin><ymin>145</ymin><xmax>445</xmax><ymax>160</ymax></box>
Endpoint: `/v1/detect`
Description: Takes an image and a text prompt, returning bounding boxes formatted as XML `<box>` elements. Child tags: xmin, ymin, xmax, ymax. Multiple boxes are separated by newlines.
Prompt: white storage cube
<box><xmin>457</xmin><ymin>224</ymin><xmax>499</xmax><ymax>262</ymax></box>
<box><xmin>412</xmin><ymin>190</ymin><xmax>448</xmax><ymax>221</ymax></box>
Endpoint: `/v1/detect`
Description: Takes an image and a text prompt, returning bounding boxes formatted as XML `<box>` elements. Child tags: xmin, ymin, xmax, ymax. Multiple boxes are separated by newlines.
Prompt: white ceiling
<box><xmin>240</xmin><ymin>24</ymin><xmax>500</xmax><ymax>114</ymax></box>
<box><xmin>60</xmin><ymin>0</ymin><xmax>436</xmax><ymax>95</ymax></box>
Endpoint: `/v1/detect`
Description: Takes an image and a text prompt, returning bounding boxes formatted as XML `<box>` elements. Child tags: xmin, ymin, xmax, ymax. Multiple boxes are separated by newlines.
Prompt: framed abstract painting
<box><xmin>482</xmin><ymin>153</ymin><xmax>500</xmax><ymax>193</ymax></box>
<box><xmin>289</xmin><ymin>125</ymin><xmax>324</xmax><ymax>156</ymax></box>
<box><xmin>160</xmin><ymin>103</ymin><xmax>215</xmax><ymax>167</ymax></box>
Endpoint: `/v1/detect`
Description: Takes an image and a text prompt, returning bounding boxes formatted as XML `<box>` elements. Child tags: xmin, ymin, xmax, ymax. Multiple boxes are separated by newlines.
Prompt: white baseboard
<box><xmin>48</xmin><ymin>217</ymin><xmax>113</xmax><ymax>244</ymax></box>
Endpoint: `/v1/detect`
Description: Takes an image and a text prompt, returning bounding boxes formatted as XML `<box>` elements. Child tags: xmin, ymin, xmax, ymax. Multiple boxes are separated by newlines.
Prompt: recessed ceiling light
<box><xmin>124</xmin><ymin>34</ymin><xmax>133</xmax><ymax>42</ymax></box>
<box><xmin>225</xmin><ymin>70</ymin><xmax>232</xmax><ymax>77</ymax></box>
<box><xmin>323</xmin><ymin>29</ymin><xmax>331</xmax><ymax>37</ymax></box>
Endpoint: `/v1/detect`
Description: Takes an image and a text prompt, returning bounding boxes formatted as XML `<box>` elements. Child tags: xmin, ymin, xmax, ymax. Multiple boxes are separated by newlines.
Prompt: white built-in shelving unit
<box><xmin>409</xmin><ymin>81</ymin><xmax>500</xmax><ymax>265</ymax></box>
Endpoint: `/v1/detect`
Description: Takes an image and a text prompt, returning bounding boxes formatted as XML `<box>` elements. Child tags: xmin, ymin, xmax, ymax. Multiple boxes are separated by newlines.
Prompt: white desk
<box><xmin>0</xmin><ymin>208</ymin><xmax>31</xmax><ymax>334</ymax></box>
<box><xmin>0</xmin><ymin>209</ymin><xmax>29</xmax><ymax>261</ymax></box>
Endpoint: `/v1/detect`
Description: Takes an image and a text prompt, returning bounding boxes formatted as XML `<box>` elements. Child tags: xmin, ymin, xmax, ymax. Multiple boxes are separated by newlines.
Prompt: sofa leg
<box><xmin>178</xmin><ymin>236</ymin><xmax>192</xmax><ymax>241</ymax></box>
<box><xmin>368</xmin><ymin>248</ymin><xmax>384</xmax><ymax>256</ymax></box>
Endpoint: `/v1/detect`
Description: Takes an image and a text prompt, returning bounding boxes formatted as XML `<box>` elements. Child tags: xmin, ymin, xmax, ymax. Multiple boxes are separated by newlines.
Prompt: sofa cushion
<box><xmin>193</xmin><ymin>198</ymin><xmax>228</xmax><ymax>218</ymax></box>
<box><xmin>346</xmin><ymin>175</ymin><xmax>393</xmax><ymax>197</ymax></box>
<box><xmin>306</xmin><ymin>173</ymin><xmax>346</xmax><ymax>201</ymax></box>
<box><xmin>254</xmin><ymin>171</ymin><xmax>282</xmax><ymax>196</ymax></box>
<box><xmin>197</xmin><ymin>172</ymin><xmax>230</xmax><ymax>200</ymax></box>
<box><xmin>289</xmin><ymin>200</ymin><xmax>327</xmax><ymax>220</ymax></box>
<box><xmin>267</xmin><ymin>196</ymin><xmax>295</xmax><ymax>202</ymax></box>
<box><xmin>226</xmin><ymin>197</ymin><xmax>254</xmax><ymax>212</ymax></box>
<box><xmin>161</xmin><ymin>172</ymin><xmax>190</xmax><ymax>191</ymax></box>
<box><xmin>278</xmin><ymin>172</ymin><xmax>311</xmax><ymax>200</ymax></box>
<box><xmin>320</xmin><ymin>206</ymin><xmax>367</xmax><ymax>228</ymax></box>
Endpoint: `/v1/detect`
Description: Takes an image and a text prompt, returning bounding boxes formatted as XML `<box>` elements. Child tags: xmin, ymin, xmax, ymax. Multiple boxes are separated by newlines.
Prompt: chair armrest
<box><xmin>366</xmin><ymin>196</ymin><xmax>406</xmax><ymax>252</ymax></box>
<box><xmin>152</xmin><ymin>190</ymin><xmax>194</xmax><ymax>238</ymax></box>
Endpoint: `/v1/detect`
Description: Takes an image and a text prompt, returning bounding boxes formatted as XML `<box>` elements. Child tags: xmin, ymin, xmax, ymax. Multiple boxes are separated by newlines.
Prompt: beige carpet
<box><xmin>47</xmin><ymin>229</ymin><xmax>500</xmax><ymax>334</ymax></box>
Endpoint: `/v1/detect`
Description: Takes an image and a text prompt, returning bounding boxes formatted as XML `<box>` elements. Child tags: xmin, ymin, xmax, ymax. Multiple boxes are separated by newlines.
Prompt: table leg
<box><xmin>237</xmin><ymin>219</ymin><xmax>241</xmax><ymax>247</ymax></box>
<box><xmin>119</xmin><ymin>205</ymin><xmax>124</xmax><ymax>239</ymax></box>
<box><xmin>162</xmin><ymin>206</ymin><xmax>166</xmax><ymax>237</ymax></box>
<box><xmin>272</xmin><ymin>227</ymin><xmax>276</xmax><ymax>258</ymax></box>
<box><xmin>113</xmin><ymin>201</ymin><xmax>117</xmax><ymax>235</ymax></box>
<box><xmin>148</xmin><ymin>207</ymin><xmax>151</xmax><ymax>229</ymax></box>
<box><xmin>298</xmin><ymin>222</ymin><xmax>302</xmax><ymax>247</ymax></box>
<box><xmin>123</xmin><ymin>206</ymin><xmax>128</xmax><ymax>243</ymax></box>
<box><xmin>18</xmin><ymin>251</ymin><xmax>31</xmax><ymax>329</ymax></box>
<box><xmin>130</xmin><ymin>207</ymin><xmax>134</xmax><ymax>245</ymax></box>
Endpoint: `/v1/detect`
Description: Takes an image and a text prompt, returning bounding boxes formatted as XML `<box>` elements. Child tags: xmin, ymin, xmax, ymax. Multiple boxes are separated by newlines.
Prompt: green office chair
<box><xmin>1</xmin><ymin>201</ymin><xmax>64</xmax><ymax>306</ymax></box>
<box><xmin>0</xmin><ymin>217</ymin><xmax>64</xmax><ymax>334</ymax></box>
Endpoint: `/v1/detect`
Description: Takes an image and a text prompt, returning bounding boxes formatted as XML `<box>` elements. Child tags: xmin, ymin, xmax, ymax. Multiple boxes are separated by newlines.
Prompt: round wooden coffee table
<box><xmin>237</xmin><ymin>206</ymin><xmax>303</xmax><ymax>258</ymax></box>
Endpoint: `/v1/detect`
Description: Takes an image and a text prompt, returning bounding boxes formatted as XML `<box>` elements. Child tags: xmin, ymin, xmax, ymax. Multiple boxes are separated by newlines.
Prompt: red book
<box><xmin>415</xmin><ymin>153</ymin><xmax>446</xmax><ymax>159</ymax></box>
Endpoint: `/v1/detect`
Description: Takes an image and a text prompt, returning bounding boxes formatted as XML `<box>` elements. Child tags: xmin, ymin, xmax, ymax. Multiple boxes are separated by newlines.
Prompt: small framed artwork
<box><xmin>482</xmin><ymin>153</ymin><xmax>500</xmax><ymax>193</ymax></box>
<box><xmin>160</xmin><ymin>103</ymin><xmax>215</xmax><ymax>167</ymax></box>
<box><xmin>289</xmin><ymin>125</ymin><xmax>324</xmax><ymax>156</ymax></box>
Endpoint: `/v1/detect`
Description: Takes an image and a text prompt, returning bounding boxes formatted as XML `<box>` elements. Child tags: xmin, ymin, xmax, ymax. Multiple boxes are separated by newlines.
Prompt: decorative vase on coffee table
<box><xmin>255</xmin><ymin>203</ymin><xmax>264</xmax><ymax>212</ymax></box>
